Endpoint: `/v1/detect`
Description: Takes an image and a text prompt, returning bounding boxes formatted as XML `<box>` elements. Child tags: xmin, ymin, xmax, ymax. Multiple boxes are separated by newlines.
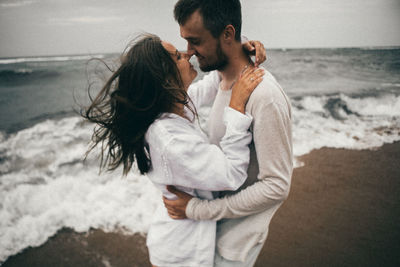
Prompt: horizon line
<box><xmin>1</xmin><ymin>45</ymin><xmax>400</xmax><ymax>60</ymax></box>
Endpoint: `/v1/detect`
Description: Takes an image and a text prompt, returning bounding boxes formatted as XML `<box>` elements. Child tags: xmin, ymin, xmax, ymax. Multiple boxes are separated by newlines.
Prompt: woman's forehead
<box><xmin>161</xmin><ymin>41</ymin><xmax>176</xmax><ymax>53</ymax></box>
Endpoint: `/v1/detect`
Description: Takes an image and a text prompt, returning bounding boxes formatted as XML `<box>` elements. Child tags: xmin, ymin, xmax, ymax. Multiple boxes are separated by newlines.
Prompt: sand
<box><xmin>255</xmin><ymin>141</ymin><xmax>400</xmax><ymax>267</ymax></box>
<box><xmin>3</xmin><ymin>142</ymin><xmax>400</xmax><ymax>267</ymax></box>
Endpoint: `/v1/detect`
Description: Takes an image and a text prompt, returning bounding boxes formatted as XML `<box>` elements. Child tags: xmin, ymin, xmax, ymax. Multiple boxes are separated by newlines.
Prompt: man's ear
<box><xmin>222</xmin><ymin>24</ymin><xmax>236</xmax><ymax>43</ymax></box>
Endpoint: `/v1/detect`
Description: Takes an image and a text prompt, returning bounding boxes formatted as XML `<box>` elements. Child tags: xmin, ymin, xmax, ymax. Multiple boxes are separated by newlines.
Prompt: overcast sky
<box><xmin>0</xmin><ymin>0</ymin><xmax>399</xmax><ymax>57</ymax></box>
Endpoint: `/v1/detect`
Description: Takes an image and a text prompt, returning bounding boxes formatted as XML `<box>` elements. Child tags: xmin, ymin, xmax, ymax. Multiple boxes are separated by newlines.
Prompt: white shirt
<box><xmin>144</xmin><ymin>72</ymin><xmax>253</xmax><ymax>267</ymax></box>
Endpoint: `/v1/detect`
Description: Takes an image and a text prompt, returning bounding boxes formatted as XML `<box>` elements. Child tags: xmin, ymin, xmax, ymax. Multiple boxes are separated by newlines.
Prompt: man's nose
<box><xmin>187</xmin><ymin>43</ymin><xmax>195</xmax><ymax>57</ymax></box>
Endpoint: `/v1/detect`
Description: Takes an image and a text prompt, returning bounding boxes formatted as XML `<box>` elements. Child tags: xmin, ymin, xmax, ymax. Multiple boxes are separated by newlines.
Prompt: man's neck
<box><xmin>219</xmin><ymin>45</ymin><xmax>252</xmax><ymax>84</ymax></box>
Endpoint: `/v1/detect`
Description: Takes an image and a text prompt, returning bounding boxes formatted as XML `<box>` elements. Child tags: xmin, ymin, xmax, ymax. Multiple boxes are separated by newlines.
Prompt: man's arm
<box><xmin>164</xmin><ymin>98</ymin><xmax>293</xmax><ymax>220</ymax></box>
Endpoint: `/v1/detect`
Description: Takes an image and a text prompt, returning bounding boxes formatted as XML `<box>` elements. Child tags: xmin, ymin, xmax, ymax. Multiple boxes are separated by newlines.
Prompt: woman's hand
<box><xmin>242</xmin><ymin>40</ymin><xmax>267</xmax><ymax>67</ymax></box>
<box><xmin>229</xmin><ymin>67</ymin><xmax>265</xmax><ymax>113</ymax></box>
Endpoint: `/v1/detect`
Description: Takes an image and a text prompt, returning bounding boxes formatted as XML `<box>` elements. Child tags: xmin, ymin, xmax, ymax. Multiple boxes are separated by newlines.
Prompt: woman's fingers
<box><xmin>242</xmin><ymin>65</ymin><xmax>263</xmax><ymax>77</ymax></box>
<box><xmin>241</xmin><ymin>67</ymin><xmax>264</xmax><ymax>84</ymax></box>
<box><xmin>240</xmin><ymin>65</ymin><xmax>256</xmax><ymax>80</ymax></box>
<box><xmin>244</xmin><ymin>69</ymin><xmax>265</xmax><ymax>93</ymax></box>
<box><xmin>251</xmin><ymin>75</ymin><xmax>263</xmax><ymax>86</ymax></box>
<box><xmin>252</xmin><ymin>69</ymin><xmax>265</xmax><ymax>81</ymax></box>
<box><xmin>242</xmin><ymin>65</ymin><xmax>255</xmax><ymax>75</ymax></box>
<box><xmin>242</xmin><ymin>41</ymin><xmax>255</xmax><ymax>53</ymax></box>
<box><xmin>229</xmin><ymin>66</ymin><xmax>265</xmax><ymax>113</ymax></box>
<box><xmin>242</xmin><ymin>40</ymin><xmax>267</xmax><ymax>67</ymax></box>
<box><xmin>254</xmin><ymin>42</ymin><xmax>266</xmax><ymax>67</ymax></box>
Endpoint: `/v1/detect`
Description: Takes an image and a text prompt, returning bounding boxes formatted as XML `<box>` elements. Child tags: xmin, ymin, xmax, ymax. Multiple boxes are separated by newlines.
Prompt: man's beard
<box><xmin>199</xmin><ymin>41</ymin><xmax>228</xmax><ymax>72</ymax></box>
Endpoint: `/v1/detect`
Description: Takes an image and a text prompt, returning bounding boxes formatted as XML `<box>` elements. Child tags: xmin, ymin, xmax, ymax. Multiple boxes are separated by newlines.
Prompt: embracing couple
<box><xmin>84</xmin><ymin>0</ymin><xmax>293</xmax><ymax>266</ymax></box>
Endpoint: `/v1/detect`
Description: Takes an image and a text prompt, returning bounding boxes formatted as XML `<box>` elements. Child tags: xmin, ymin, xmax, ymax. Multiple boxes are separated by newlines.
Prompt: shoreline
<box><xmin>3</xmin><ymin>142</ymin><xmax>400</xmax><ymax>267</ymax></box>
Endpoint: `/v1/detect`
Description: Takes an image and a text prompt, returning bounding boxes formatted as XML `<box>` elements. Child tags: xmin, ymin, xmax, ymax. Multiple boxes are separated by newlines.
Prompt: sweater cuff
<box><xmin>185</xmin><ymin>197</ymin><xmax>202</xmax><ymax>220</ymax></box>
<box><xmin>223</xmin><ymin>107</ymin><xmax>253</xmax><ymax>132</ymax></box>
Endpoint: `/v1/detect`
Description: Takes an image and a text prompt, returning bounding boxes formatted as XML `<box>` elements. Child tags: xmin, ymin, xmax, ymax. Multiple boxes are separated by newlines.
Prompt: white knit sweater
<box><xmin>186</xmin><ymin>68</ymin><xmax>293</xmax><ymax>262</ymax></box>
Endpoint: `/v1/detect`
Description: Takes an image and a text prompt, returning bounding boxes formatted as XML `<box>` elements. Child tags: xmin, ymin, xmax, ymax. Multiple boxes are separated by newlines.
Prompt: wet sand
<box><xmin>255</xmin><ymin>141</ymin><xmax>400</xmax><ymax>267</ymax></box>
<box><xmin>3</xmin><ymin>142</ymin><xmax>400</xmax><ymax>267</ymax></box>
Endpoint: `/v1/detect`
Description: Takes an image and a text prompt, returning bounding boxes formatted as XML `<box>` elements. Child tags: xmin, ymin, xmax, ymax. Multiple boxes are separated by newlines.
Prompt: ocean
<box><xmin>1</xmin><ymin>48</ymin><xmax>400</xmax><ymax>262</ymax></box>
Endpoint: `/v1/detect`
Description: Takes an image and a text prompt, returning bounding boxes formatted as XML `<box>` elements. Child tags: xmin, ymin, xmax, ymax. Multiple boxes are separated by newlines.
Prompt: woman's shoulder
<box><xmin>145</xmin><ymin>113</ymin><xmax>196</xmax><ymax>149</ymax></box>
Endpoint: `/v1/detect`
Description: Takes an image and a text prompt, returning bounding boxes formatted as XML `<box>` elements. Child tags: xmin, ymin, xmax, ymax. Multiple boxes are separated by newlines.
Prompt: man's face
<box><xmin>179</xmin><ymin>10</ymin><xmax>228</xmax><ymax>72</ymax></box>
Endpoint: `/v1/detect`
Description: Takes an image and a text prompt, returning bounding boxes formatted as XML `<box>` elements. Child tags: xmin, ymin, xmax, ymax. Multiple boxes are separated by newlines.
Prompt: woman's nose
<box><xmin>183</xmin><ymin>52</ymin><xmax>192</xmax><ymax>60</ymax></box>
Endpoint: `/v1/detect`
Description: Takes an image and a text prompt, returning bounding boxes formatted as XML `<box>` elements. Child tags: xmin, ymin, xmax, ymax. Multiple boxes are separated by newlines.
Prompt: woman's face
<box><xmin>162</xmin><ymin>41</ymin><xmax>197</xmax><ymax>90</ymax></box>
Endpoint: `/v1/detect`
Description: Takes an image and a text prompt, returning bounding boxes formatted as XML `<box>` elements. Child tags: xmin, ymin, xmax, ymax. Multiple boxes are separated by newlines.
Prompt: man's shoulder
<box><xmin>248</xmin><ymin>68</ymin><xmax>289</xmax><ymax>108</ymax></box>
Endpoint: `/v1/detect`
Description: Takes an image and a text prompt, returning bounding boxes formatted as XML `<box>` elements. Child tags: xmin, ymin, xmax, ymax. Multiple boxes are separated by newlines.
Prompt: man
<box><xmin>164</xmin><ymin>0</ymin><xmax>293</xmax><ymax>266</ymax></box>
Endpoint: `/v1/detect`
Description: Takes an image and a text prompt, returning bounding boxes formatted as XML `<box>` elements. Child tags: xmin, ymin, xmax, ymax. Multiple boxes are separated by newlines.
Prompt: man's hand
<box><xmin>163</xmin><ymin>185</ymin><xmax>193</xmax><ymax>220</ymax></box>
<box><xmin>242</xmin><ymin>40</ymin><xmax>267</xmax><ymax>67</ymax></box>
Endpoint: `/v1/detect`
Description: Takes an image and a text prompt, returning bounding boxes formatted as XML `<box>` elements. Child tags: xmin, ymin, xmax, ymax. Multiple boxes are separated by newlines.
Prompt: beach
<box><xmin>255</xmin><ymin>141</ymin><xmax>400</xmax><ymax>267</ymax></box>
<box><xmin>3</xmin><ymin>142</ymin><xmax>399</xmax><ymax>267</ymax></box>
<box><xmin>1</xmin><ymin>48</ymin><xmax>399</xmax><ymax>266</ymax></box>
<box><xmin>1</xmin><ymin>0</ymin><xmax>400</xmax><ymax>262</ymax></box>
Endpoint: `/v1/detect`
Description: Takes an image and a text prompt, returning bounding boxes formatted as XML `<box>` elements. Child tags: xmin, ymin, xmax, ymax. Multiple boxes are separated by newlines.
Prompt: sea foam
<box><xmin>0</xmin><ymin>54</ymin><xmax>106</xmax><ymax>65</ymax></box>
<box><xmin>292</xmin><ymin>93</ymin><xmax>400</xmax><ymax>157</ymax></box>
<box><xmin>0</xmin><ymin>117</ymin><xmax>161</xmax><ymax>262</ymax></box>
<box><xmin>0</xmin><ymin>92</ymin><xmax>400</xmax><ymax>262</ymax></box>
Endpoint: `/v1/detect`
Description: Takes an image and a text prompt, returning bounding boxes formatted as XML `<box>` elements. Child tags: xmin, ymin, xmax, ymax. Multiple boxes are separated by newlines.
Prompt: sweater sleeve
<box><xmin>162</xmin><ymin>107</ymin><xmax>253</xmax><ymax>192</ymax></box>
<box><xmin>187</xmin><ymin>71</ymin><xmax>220</xmax><ymax>109</ymax></box>
<box><xmin>186</xmin><ymin>101</ymin><xmax>293</xmax><ymax>220</ymax></box>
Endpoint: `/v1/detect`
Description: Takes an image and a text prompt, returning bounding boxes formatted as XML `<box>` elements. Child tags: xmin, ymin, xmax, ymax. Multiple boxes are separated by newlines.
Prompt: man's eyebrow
<box><xmin>185</xmin><ymin>37</ymin><xmax>199</xmax><ymax>41</ymax></box>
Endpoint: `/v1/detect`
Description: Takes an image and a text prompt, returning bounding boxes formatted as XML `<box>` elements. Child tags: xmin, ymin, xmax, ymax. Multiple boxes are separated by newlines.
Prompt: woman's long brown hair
<box><xmin>82</xmin><ymin>34</ymin><xmax>195</xmax><ymax>175</ymax></box>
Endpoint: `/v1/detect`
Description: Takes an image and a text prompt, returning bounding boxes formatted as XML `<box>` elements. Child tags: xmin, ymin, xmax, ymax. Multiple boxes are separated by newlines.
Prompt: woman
<box><xmin>83</xmin><ymin>34</ymin><xmax>264</xmax><ymax>267</ymax></box>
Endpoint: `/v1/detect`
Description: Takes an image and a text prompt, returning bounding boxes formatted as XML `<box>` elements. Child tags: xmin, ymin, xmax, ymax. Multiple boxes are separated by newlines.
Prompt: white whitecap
<box><xmin>0</xmin><ymin>117</ymin><xmax>161</xmax><ymax>262</ymax></box>
<box><xmin>0</xmin><ymin>55</ymin><xmax>106</xmax><ymax>65</ymax></box>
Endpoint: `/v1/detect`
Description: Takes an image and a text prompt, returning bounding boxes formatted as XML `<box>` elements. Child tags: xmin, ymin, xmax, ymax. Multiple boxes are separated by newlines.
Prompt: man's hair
<box><xmin>174</xmin><ymin>0</ymin><xmax>242</xmax><ymax>41</ymax></box>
